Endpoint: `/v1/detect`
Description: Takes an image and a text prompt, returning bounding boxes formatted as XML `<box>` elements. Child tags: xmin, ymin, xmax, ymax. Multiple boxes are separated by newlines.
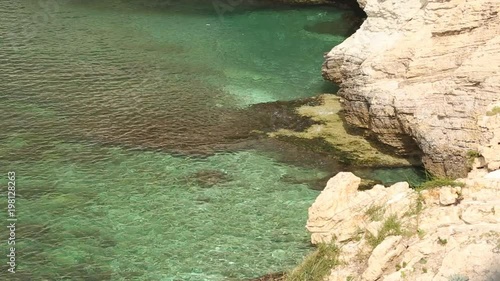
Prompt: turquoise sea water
<box><xmin>0</xmin><ymin>1</ymin><xmax>421</xmax><ymax>280</ymax></box>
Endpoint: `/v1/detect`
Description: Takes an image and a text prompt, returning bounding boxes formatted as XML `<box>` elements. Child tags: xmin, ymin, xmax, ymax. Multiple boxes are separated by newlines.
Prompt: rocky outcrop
<box><xmin>306</xmin><ymin>171</ymin><xmax>500</xmax><ymax>281</ymax></box>
<box><xmin>322</xmin><ymin>0</ymin><xmax>500</xmax><ymax>177</ymax></box>
<box><xmin>306</xmin><ymin>172</ymin><xmax>417</xmax><ymax>243</ymax></box>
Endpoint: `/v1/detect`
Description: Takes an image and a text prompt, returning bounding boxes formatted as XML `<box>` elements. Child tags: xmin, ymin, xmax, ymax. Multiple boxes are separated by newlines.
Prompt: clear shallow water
<box><xmin>0</xmin><ymin>1</ymin><xmax>420</xmax><ymax>280</ymax></box>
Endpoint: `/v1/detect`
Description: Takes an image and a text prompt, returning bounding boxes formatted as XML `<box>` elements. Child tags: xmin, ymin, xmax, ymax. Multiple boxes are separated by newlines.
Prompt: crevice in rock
<box><xmin>431</xmin><ymin>26</ymin><xmax>479</xmax><ymax>37</ymax></box>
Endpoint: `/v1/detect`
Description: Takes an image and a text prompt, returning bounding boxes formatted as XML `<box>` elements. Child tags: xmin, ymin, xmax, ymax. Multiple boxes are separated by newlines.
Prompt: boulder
<box><xmin>306</xmin><ymin>173</ymin><xmax>418</xmax><ymax>243</ymax></box>
<box><xmin>306</xmin><ymin>172</ymin><xmax>362</xmax><ymax>243</ymax></box>
<box><xmin>361</xmin><ymin>236</ymin><xmax>405</xmax><ymax>281</ymax></box>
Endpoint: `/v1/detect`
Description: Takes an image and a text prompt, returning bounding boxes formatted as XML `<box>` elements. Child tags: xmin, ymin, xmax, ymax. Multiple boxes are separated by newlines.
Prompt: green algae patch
<box><xmin>269</xmin><ymin>95</ymin><xmax>415</xmax><ymax>168</ymax></box>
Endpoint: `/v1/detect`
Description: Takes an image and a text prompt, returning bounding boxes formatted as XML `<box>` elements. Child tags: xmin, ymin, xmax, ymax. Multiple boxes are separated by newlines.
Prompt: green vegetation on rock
<box><xmin>486</xmin><ymin>106</ymin><xmax>500</xmax><ymax>116</ymax></box>
<box><xmin>416</xmin><ymin>177</ymin><xmax>465</xmax><ymax>190</ymax></box>
<box><xmin>366</xmin><ymin>214</ymin><xmax>403</xmax><ymax>248</ymax></box>
<box><xmin>448</xmin><ymin>274</ymin><xmax>469</xmax><ymax>281</ymax></box>
<box><xmin>466</xmin><ymin>150</ymin><xmax>482</xmax><ymax>168</ymax></box>
<box><xmin>466</xmin><ymin>150</ymin><xmax>481</xmax><ymax>159</ymax></box>
<box><xmin>285</xmin><ymin>243</ymin><xmax>340</xmax><ymax>281</ymax></box>
<box><xmin>364</xmin><ymin>204</ymin><xmax>385</xmax><ymax>221</ymax></box>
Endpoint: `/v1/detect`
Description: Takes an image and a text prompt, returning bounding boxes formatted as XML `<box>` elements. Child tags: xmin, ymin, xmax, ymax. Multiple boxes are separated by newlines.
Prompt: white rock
<box><xmin>328</xmin><ymin>268</ymin><xmax>354</xmax><ymax>281</ymax></box>
<box><xmin>307</xmin><ymin>172</ymin><xmax>361</xmax><ymax>243</ymax></box>
<box><xmin>366</xmin><ymin>221</ymin><xmax>383</xmax><ymax>237</ymax></box>
<box><xmin>362</xmin><ymin>236</ymin><xmax>405</xmax><ymax>281</ymax></box>
<box><xmin>307</xmin><ymin>172</ymin><xmax>418</xmax><ymax>244</ymax></box>
<box><xmin>322</xmin><ymin>0</ymin><xmax>500</xmax><ymax>178</ymax></box>
<box><xmin>485</xmin><ymin>170</ymin><xmax>500</xmax><ymax>179</ymax></box>
<box><xmin>437</xmin><ymin>243</ymin><xmax>500</xmax><ymax>280</ymax></box>
<box><xmin>414</xmin><ymin>273</ymin><xmax>437</xmax><ymax>281</ymax></box>
<box><xmin>383</xmin><ymin>271</ymin><xmax>403</xmax><ymax>281</ymax></box>
<box><xmin>439</xmin><ymin>187</ymin><xmax>458</xmax><ymax>206</ymax></box>
<box><xmin>461</xmin><ymin>204</ymin><xmax>500</xmax><ymax>224</ymax></box>
<box><xmin>311</xmin><ymin>169</ymin><xmax>500</xmax><ymax>281</ymax></box>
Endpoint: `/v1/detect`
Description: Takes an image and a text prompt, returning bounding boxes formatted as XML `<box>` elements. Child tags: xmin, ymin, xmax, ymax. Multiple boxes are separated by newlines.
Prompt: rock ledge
<box><xmin>306</xmin><ymin>170</ymin><xmax>500</xmax><ymax>281</ymax></box>
<box><xmin>322</xmin><ymin>0</ymin><xmax>500</xmax><ymax>177</ymax></box>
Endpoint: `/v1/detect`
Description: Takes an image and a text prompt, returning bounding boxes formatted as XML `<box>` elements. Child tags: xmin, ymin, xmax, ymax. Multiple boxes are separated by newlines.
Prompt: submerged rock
<box><xmin>191</xmin><ymin>169</ymin><xmax>233</xmax><ymax>188</ymax></box>
<box><xmin>270</xmin><ymin>94</ymin><xmax>421</xmax><ymax>168</ymax></box>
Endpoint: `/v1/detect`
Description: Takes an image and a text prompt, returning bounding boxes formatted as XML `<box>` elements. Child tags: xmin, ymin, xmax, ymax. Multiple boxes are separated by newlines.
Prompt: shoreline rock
<box><xmin>305</xmin><ymin>170</ymin><xmax>500</xmax><ymax>281</ymax></box>
<box><xmin>322</xmin><ymin>0</ymin><xmax>500</xmax><ymax>178</ymax></box>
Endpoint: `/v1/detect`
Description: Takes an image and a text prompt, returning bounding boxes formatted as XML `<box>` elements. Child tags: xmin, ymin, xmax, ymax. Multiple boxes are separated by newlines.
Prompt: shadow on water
<box><xmin>75</xmin><ymin>0</ymin><xmax>362</xmax><ymax>13</ymax></box>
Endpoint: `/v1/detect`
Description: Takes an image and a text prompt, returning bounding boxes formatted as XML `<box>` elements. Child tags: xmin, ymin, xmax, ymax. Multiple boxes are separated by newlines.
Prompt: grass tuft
<box><xmin>466</xmin><ymin>150</ymin><xmax>481</xmax><ymax>168</ymax></box>
<box><xmin>466</xmin><ymin>150</ymin><xmax>481</xmax><ymax>159</ymax></box>
<box><xmin>365</xmin><ymin>204</ymin><xmax>385</xmax><ymax>221</ymax></box>
<box><xmin>448</xmin><ymin>273</ymin><xmax>469</xmax><ymax>281</ymax></box>
<box><xmin>416</xmin><ymin>177</ymin><xmax>464</xmax><ymax>191</ymax></box>
<box><xmin>437</xmin><ymin>237</ymin><xmax>448</xmax><ymax>246</ymax></box>
<box><xmin>286</xmin><ymin>243</ymin><xmax>339</xmax><ymax>281</ymax></box>
<box><xmin>366</xmin><ymin>214</ymin><xmax>403</xmax><ymax>249</ymax></box>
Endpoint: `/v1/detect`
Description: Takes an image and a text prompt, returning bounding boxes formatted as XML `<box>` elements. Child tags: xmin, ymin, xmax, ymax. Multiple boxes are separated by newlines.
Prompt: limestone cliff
<box><xmin>322</xmin><ymin>0</ymin><xmax>500</xmax><ymax>177</ymax></box>
<box><xmin>306</xmin><ymin>171</ymin><xmax>500</xmax><ymax>281</ymax></box>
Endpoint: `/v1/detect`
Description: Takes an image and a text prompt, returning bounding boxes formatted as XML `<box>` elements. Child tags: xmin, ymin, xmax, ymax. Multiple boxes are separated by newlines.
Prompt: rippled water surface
<box><xmin>0</xmin><ymin>1</ymin><xmax>420</xmax><ymax>280</ymax></box>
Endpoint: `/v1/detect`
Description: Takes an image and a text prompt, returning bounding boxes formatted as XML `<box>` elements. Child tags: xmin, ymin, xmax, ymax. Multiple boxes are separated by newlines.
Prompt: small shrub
<box><xmin>417</xmin><ymin>177</ymin><xmax>464</xmax><ymax>190</ymax></box>
<box><xmin>286</xmin><ymin>243</ymin><xmax>339</xmax><ymax>281</ymax></box>
<box><xmin>352</xmin><ymin>227</ymin><xmax>364</xmax><ymax>242</ymax></box>
<box><xmin>405</xmin><ymin>193</ymin><xmax>425</xmax><ymax>216</ymax></box>
<box><xmin>486</xmin><ymin>106</ymin><xmax>500</xmax><ymax>116</ymax></box>
<box><xmin>366</xmin><ymin>214</ymin><xmax>403</xmax><ymax>248</ymax></box>
<box><xmin>493</xmin><ymin>238</ymin><xmax>500</xmax><ymax>253</ymax></box>
<box><xmin>417</xmin><ymin>229</ymin><xmax>426</xmax><ymax>239</ymax></box>
<box><xmin>466</xmin><ymin>150</ymin><xmax>481</xmax><ymax>168</ymax></box>
<box><xmin>365</xmin><ymin>204</ymin><xmax>384</xmax><ymax>221</ymax></box>
<box><xmin>437</xmin><ymin>237</ymin><xmax>448</xmax><ymax>245</ymax></box>
<box><xmin>448</xmin><ymin>274</ymin><xmax>469</xmax><ymax>281</ymax></box>
<box><xmin>395</xmin><ymin>261</ymin><xmax>408</xmax><ymax>271</ymax></box>
<box><xmin>466</xmin><ymin>150</ymin><xmax>481</xmax><ymax>159</ymax></box>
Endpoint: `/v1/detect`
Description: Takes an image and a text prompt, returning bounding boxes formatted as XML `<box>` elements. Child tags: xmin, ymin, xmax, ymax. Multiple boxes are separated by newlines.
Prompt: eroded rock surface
<box><xmin>322</xmin><ymin>0</ymin><xmax>500</xmax><ymax>177</ymax></box>
<box><xmin>306</xmin><ymin>171</ymin><xmax>500</xmax><ymax>281</ymax></box>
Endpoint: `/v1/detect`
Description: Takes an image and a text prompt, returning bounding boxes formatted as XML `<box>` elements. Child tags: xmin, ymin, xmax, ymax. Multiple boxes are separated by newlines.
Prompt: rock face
<box><xmin>306</xmin><ymin>171</ymin><xmax>500</xmax><ymax>281</ymax></box>
<box><xmin>322</xmin><ymin>0</ymin><xmax>500</xmax><ymax>177</ymax></box>
<box><xmin>306</xmin><ymin>172</ymin><xmax>362</xmax><ymax>243</ymax></box>
<box><xmin>306</xmin><ymin>172</ymin><xmax>417</xmax><ymax>243</ymax></box>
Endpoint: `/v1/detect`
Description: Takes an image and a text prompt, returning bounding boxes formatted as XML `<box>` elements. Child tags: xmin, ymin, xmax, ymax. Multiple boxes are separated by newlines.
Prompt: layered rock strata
<box><xmin>322</xmin><ymin>0</ymin><xmax>500</xmax><ymax>177</ymax></box>
<box><xmin>306</xmin><ymin>171</ymin><xmax>500</xmax><ymax>281</ymax></box>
